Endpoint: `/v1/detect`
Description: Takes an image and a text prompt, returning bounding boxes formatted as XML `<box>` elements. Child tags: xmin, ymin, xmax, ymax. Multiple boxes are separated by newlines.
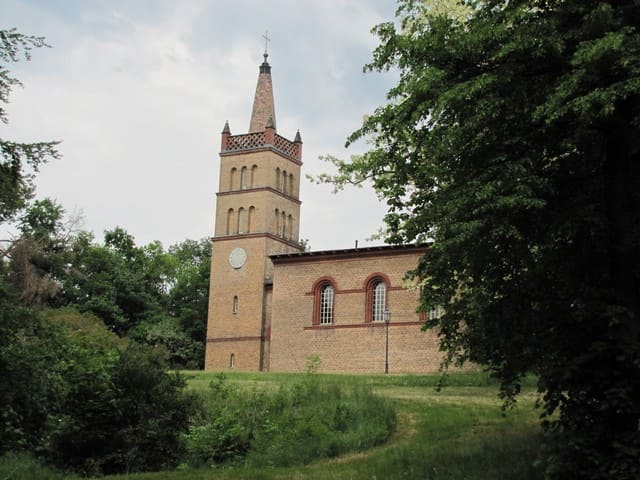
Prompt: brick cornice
<box><xmin>206</xmin><ymin>336</ymin><xmax>263</xmax><ymax>343</ymax></box>
<box><xmin>211</xmin><ymin>232</ymin><xmax>303</xmax><ymax>250</ymax></box>
<box><xmin>303</xmin><ymin>321</ymin><xmax>424</xmax><ymax>331</ymax></box>
<box><xmin>216</xmin><ymin>186</ymin><xmax>302</xmax><ymax>205</ymax></box>
<box><xmin>271</xmin><ymin>244</ymin><xmax>429</xmax><ymax>264</ymax></box>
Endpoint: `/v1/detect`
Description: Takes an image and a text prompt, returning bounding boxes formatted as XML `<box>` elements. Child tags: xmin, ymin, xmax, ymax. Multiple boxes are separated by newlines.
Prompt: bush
<box><xmin>0</xmin><ymin>452</ymin><xmax>72</xmax><ymax>480</ymax></box>
<box><xmin>0</xmin><ymin>308</ymin><xmax>197</xmax><ymax>476</ymax></box>
<box><xmin>183</xmin><ymin>373</ymin><xmax>396</xmax><ymax>468</ymax></box>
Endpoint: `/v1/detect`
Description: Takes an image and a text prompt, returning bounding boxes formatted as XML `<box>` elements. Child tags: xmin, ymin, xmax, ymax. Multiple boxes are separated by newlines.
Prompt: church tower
<box><xmin>205</xmin><ymin>51</ymin><xmax>303</xmax><ymax>371</ymax></box>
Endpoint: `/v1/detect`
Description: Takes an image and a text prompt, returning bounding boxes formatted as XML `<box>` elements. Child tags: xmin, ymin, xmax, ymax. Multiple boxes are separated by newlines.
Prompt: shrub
<box><xmin>0</xmin><ymin>452</ymin><xmax>71</xmax><ymax>480</ymax></box>
<box><xmin>183</xmin><ymin>373</ymin><xmax>396</xmax><ymax>468</ymax></box>
<box><xmin>1</xmin><ymin>308</ymin><xmax>197</xmax><ymax>476</ymax></box>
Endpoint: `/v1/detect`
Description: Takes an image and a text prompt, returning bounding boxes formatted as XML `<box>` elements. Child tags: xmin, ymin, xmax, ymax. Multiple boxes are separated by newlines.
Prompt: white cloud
<box><xmin>2</xmin><ymin>0</ymin><xmax>398</xmax><ymax>249</ymax></box>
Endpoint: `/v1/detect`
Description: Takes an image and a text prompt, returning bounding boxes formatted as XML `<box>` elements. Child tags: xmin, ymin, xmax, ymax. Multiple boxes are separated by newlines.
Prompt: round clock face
<box><xmin>229</xmin><ymin>247</ymin><xmax>247</xmax><ymax>269</ymax></box>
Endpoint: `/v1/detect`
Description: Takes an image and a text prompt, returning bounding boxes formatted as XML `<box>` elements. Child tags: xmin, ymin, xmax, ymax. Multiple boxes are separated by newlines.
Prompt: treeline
<box><xmin>0</xmin><ymin>28</ymin><xmax>207</xmax><ymax>475</ymax></box>
<box><xmin>6</xmin><ymin>198</ymin><xmax>210</xmax><ymax>369</ymax></box>
<box><xmin>1</xmin><ymin>201</ymin><xmax>211</xmax><ymax>476</ymax></box>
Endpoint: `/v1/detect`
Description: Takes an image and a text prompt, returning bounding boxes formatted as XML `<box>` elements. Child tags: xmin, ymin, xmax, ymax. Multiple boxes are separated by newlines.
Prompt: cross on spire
<box><xmin>262</xmin><ymin>30</ymin><xmax>270</xmax><ymax>55</ymax></box>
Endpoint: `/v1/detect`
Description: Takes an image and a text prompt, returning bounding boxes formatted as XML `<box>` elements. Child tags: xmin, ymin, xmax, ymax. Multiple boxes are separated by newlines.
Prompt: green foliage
<box><xmin>314</xmin><ymin>1</ymin><xmax>640</xmax><ymax>478</ymax></box>
<box><xmin>95</xmin><ymin>372</ymin><xmax>542</xmax><ymax>480</ymax></box>
<box><xmin>0</xmin><ymin>307</ymin><xmax>196</xmax><ymax>476</ymax></box>
<box><xmin>304</xmin><ymin>353</ymin><xmax>322</xmax><ymax>374</ymax></box>
<box><xmin>0</xmin><ymin>452</ymin><xmax>74</xmax><ymax>480</ymax></box>
<box><xmin>0</xmin><ymin>28</ymin><xmax>60</xmax><ymax>223</ymax></box>
<box><xmin>166</xmin><ymin>238</ymin><xmax>211</xmax><ymax>367</ymax></box>
<box><xmin>182</xmin><ymin>373</ymin><xmax>396</xmax><ymax>469</ymax></box>
<box><xmin>50</xmin><ymin>232</ymin><xmax>210</xmax><ymax>367</ymax></box>
<box><xmin>5</xmin><ymin>199</ymin><xmax>74</xmax><ymax>304</ymax></box>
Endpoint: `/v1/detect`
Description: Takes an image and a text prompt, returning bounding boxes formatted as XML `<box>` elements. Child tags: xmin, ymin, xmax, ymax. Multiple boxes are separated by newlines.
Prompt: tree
<box><xmin>167</xmin><ymin>239</ymin><xmax>210</xmax><ymax>347</ymax></box>
<box><xmin>316</xmin><ymin>1</ymin><xmax>640</xmax><ymax>478</ymax></box>
<box><xmin>4</xmin><ymin>199</ymin><xmax>78</xmax><ymax>304</ymax></box>
<box><xmin>0</xmin><ymin>29</ymin><xmax>60</xmax><ymax>223</ymax></box>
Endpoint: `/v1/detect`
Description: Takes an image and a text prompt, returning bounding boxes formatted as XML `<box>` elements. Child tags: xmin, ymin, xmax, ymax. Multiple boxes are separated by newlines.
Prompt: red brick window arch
<box><xmin>312</xmin><ymin>277</ymin><xmax>337</xmax><ymax>325</ymax></box>
<box><xmin>365</xmin><ymin>273</ymin><xmax>391</xmax><ymax>322</ymax></box>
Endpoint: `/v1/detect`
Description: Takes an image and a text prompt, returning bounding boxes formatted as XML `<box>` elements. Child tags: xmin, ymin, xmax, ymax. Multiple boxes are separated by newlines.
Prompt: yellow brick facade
<box><xmin>205</xmin><ymin>54</ymin><xmax>449</xmax><ymax>374</ymax></box>
<box><xmin>268</xmin><ymin>247</ymin><xmax>445</xmax><ymax>374</ymax></box>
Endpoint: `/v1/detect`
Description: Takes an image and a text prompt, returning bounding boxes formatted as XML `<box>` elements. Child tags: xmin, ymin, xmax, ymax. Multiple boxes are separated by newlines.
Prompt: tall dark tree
<box><xmin>317</xmin><ymin>1</ymin><xmax>640</xmax><ymax>478</ymax></box>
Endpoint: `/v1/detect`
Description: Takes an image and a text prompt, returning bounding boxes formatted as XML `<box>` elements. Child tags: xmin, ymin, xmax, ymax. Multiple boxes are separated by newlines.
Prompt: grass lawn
<box><xmin>99</xmin><ymin>371</ymin><xmax>544</xmax><ymax>480</ymax></box>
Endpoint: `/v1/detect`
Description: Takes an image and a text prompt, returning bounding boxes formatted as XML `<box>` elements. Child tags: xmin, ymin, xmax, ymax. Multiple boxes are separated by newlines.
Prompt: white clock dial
<box><xmin>229</xmin><ymin>247</ymin><xmax>247</xmax><ymax>269</ymax></box>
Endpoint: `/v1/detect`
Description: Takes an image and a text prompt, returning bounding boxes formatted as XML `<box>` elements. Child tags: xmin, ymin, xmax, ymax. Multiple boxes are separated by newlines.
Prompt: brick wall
<box><xmin>269</xmin><ymin>247</ymin><xmax>448</xmax><ymax>374</ymax></box>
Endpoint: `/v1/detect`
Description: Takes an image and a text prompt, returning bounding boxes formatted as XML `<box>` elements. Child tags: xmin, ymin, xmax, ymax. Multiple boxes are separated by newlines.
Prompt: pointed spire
<box><xmin>249</xmin><ymin>52</ymin><xmax>276</xmax><ymax>133</ymax></box>
<box><xmin>294</xmin><ymin>129</ymin><xmax>302</xmax><ymax>143</ymax></box>
<box><xmin>222</xmin><ymin>120</ymin><xmax>231</xmax><ymax>134</ymax></box>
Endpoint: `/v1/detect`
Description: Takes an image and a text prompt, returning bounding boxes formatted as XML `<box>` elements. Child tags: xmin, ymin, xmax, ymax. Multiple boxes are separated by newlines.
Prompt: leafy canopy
<box><xmin>0</xmin><ymin>29</ymin><xmax>60</xmax><ymax>223</ymax></box>
<box><xmin>316</xmin><ymin>1</ymin><xmax>640</xmax><ymax>478</ymax></box>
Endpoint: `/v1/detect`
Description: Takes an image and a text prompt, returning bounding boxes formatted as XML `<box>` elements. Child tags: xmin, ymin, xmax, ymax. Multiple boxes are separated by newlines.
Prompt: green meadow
<box><xmin>1</xmin><ymin>371</ymin><xmax>543</xmax><ymax>479</ymax></box>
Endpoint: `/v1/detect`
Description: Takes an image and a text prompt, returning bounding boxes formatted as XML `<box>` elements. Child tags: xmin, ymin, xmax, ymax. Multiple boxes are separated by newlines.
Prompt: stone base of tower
<box><xmin>205</xmin><ymin>338</ymin><xmax>266</xmax><ymax>371</ymax></box>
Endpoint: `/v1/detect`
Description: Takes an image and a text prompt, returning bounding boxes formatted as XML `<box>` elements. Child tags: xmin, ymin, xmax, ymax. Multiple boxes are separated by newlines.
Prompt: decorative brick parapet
<box><xmin>221</xmin><ymin>131</ymin><xmax>302</xmax><ymax>162</ymax></box>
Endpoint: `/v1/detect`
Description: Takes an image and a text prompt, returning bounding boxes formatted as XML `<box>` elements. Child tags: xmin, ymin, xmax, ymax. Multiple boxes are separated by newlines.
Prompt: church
<box><xmin>205</xmin><ymin>52</ymin><xmax>444</xmax><ymax>374</ymax></box>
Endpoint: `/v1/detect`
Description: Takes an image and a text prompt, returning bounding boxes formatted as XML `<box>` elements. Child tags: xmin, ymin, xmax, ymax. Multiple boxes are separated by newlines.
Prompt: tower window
<box><xmin>275</xmin><ymin>167</ymin><xmax>281</xmax><ymax>190</ymax></box>
<box><xmin>289</xmin><ymin>174</ymin><xmax>294</xmax><ymax>196</ymax></box>
<box><xmin>282</xmin><ymin>170</ymin><xmax>288</xmax><ymax>194</ymax></box>
<box><xmin>274</xmin><ymin>208</ymin><xmax>280</xmax><ymax>235</ymax></box>
<box><xmin>251</xmin><ymin>165</ymin><xmax>257</xmax><ymax>188</ymax></box>
<box><xmin>248</xmin><ymin>206</ymin><xmax>255</xmax><ymax>233</ymax></box>
<box><xmin>240</xmin><ymin>166</ymin><xmax>248</xmax><ymax>189</ymax></box>
<box><xmin>230</xmin><ymin>167</ymin><xmax>237</xmax><ymax>191</ymax></box>
<box><xmin>226</xmin><ymin>208</ymin><xmax>235</xmax><ymax>235</ymax></box>
<box><xmin>232</xmin><ymin>296</ymin><xmax>238</xmax><ymax>314</ymax></box>
<box><xmin>229</xmin><ymin>353</ymin><xmax>235</xmax><ymax>368</ymax></box>
<box><xmin>280</xmin><ymin>211</ymin><xmax>286</xmax><ymax>237</ymax></box>
<box><xmin>238</xmin><ymin>207</ymin><xmax>246</xmax><ymax>234</ymax></box>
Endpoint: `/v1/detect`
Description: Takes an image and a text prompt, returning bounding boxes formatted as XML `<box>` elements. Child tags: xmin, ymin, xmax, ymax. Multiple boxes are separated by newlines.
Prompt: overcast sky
<box><xmin>2</xmin><ymin>0</ymin><xmax>399</xmax><ymax>251</ymax></box>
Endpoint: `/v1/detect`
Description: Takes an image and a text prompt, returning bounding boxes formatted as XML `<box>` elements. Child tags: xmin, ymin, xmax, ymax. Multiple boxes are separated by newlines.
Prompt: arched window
<box><xmin>238</xmin><ymin>207</ymin><xmax>246</xmax><ymax>234</ymax></box>
<box><xmin>274</xmin><ymin>208</ymin><xmax>280</xmax><ymax>234</ymax></box>
<box><xmin>230</xmin><ymin>168</ymin><xmax>237</xmax><ymax>191</ymax></box>
<box><xmin>251</xmin><ymin>165</ymin><xmax>257</xmax><ymax>188</ymax></box>
<box><xmin>240</xmin><ymin>166</ymin><xmax>248</xmax><ymax>189</ymax></box>
<box><xmin>282</xmin><ymin>170</ymin><xmax>288</xmax><ymax>194</ymax></box>
<box><xmin>289</xmin><ymin>174</ymin><xmax>294</xmax><ymax>196</ymax></box>
<box><xmin>280</xmin><ymin>211</ymin><xmax>286</xmax><ymax>237</ymax></box>
<box><xmin>287</xmin><ymin>214</ymin><xmax>293</xmax><ymax>240</ymax></box>
<box><xmin>232</xmin><ymin>295</ymin><xmax>238</xmax><ymax>314</ymax></box>
<box><xmin>312</xmin><ymin>277</ymin><xmax>337</xmax><ymax>325</ymax></box>
<box><xmin>365</xmin><ymin>274</ymin><xmax>390</xmax><ymax>322</ymax></box>
<box><xmin>226</xmin><ymin>208</ymin><xmax>235</xmax><ymax>235</ymax></box>
<box><xmin>275</xmin><ymin>168</ymin><xmax>281</xmax><ymax>190</ymax></box>
<box><xmin>372</xmin><ymin>282</ymin><xmax>387</xmax><ymax>322</ymax></box>
<box><xmin>229</xmin><ymin>353</ymin><xmax>235</xmax><ymax>368</ymax></box>
<box><xmin>320</xmin><ymin>285</ymin><xmax>334</xmax><ymax>324</ymax></box>
<box><xmin>248</xmin><ymin>206</ymin><xmax>255</xmax><ymax>233</ymax></box>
